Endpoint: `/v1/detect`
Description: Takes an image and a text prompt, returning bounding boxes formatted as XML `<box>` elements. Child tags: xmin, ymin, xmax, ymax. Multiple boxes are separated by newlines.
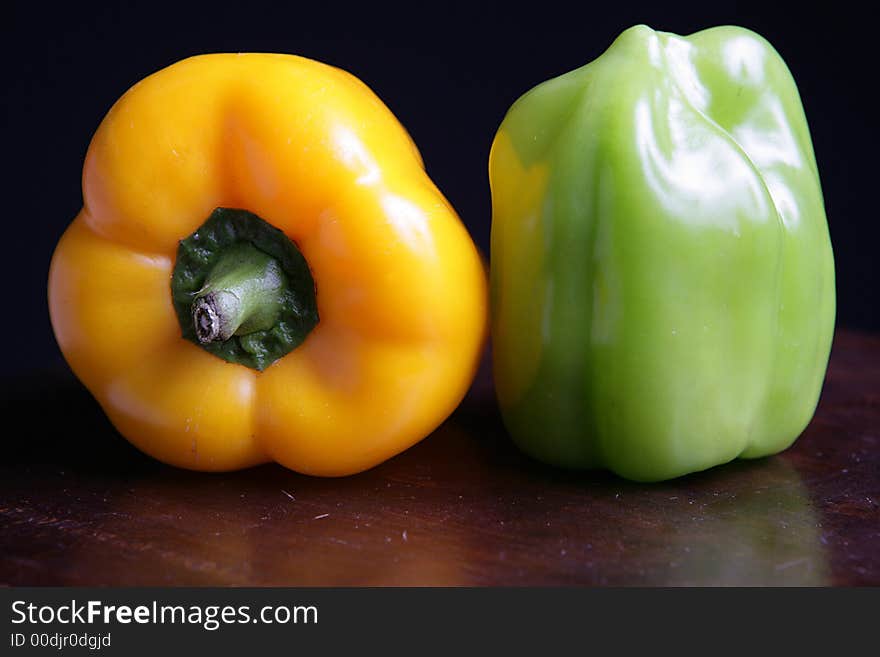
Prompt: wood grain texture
<box><xmin>1</xmin><ymin>330</ymin><xmax>878</xmax><ymax>586</ymax></box>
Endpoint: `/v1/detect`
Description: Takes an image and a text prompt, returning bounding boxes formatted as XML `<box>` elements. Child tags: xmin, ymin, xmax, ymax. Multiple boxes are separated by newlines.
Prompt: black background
<box><xmin>3</xmin><ymin>0</ymin><xmax>875</xmax><ymax>377</ymax></box>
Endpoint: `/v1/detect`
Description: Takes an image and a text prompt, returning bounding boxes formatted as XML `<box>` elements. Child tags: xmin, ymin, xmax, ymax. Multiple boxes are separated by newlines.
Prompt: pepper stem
<box><xmin>191</xmin><ymin>242</ymin><xmax>288</xmax><ymax>344</ymax></box>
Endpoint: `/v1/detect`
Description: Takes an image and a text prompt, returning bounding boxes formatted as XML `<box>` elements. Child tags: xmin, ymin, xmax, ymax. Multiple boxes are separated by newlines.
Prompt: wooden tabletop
<box><xmin>2</xmin><ymin>330</ymin><xmax>878</xmax><ymax>586</ymax></box>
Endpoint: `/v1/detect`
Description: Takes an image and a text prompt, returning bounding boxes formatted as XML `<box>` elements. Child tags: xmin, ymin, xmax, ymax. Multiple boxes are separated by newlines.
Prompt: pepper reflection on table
<box><xmin>1</xmin><ymin>330</ymin><xmax>877</xmax><ymax>586</ymax></box>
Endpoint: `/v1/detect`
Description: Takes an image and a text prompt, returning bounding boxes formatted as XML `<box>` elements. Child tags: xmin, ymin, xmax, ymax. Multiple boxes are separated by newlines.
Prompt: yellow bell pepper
<box><xmin>48</xmin><ymin>54</ymin><xmax>487</xmax><ymax>476</ymax></box>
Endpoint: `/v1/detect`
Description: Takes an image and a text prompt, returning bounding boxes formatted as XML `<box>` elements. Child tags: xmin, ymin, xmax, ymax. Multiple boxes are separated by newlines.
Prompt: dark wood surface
<box><xmin>2</xmin><ymin>331</ymin><xmax>878</xmax><ymax>586</ymax></box>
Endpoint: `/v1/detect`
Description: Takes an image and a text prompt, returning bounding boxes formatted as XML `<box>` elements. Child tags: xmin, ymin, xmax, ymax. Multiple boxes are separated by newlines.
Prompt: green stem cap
<box><xmin>171</xmin><ymin>208</ymin><xmax>319</xmax><ymax>371</ymax></box>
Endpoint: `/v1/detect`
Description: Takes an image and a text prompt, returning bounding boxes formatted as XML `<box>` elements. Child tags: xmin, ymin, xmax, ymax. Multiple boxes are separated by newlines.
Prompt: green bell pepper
<box><xmin>489</xmin><ymin>25</ymin><xmax>835</xmax><ymax>482</ymax></box>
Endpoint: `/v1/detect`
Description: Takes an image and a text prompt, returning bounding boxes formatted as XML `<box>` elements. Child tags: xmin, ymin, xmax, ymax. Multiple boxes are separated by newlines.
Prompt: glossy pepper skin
<box><xmin>49</xmin><ymin>54</ymin><xmax>487</xmax><ymax>476</ymax></box>
<box><xmin>490</xmin><ymin>25</ymin><xmax>835</xmax><ymax>482</ymax></box>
